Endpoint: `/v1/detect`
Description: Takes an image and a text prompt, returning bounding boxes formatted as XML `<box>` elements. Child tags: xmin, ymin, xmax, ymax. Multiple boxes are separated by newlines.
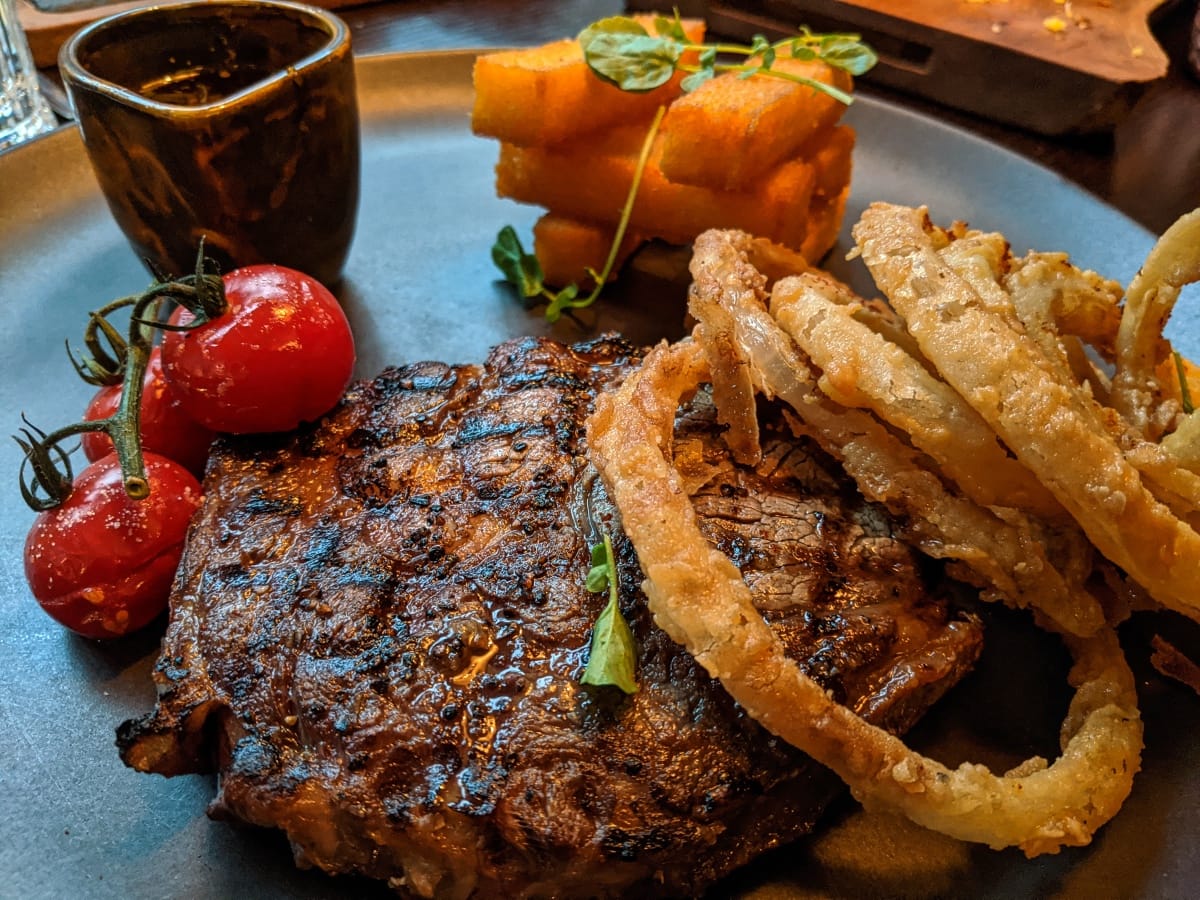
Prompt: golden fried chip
<box><xmin>495</xmin><ymin>131</ymin><xmax>817</xmax><ymax>250</ymax></box>
<box><xmin>532</xmin><ymin>213</ymin><xmax>643</xmax><ymax>288</ymax></box>
<box><xmin>658</xmin><ymin>57</ymin><xmax>852</xmax><ymax>190</ymax></box>
<box><xmin>470</xmin><ymin>17</ymin><xmax>705</xmax><ymax>147</ymax></box>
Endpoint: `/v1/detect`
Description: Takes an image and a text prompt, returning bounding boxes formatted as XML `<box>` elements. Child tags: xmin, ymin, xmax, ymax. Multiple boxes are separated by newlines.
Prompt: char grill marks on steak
<box><xmin>118</xmin><ymin>336</ymin><xmax>982</xmax><ymax>899</ymax></box>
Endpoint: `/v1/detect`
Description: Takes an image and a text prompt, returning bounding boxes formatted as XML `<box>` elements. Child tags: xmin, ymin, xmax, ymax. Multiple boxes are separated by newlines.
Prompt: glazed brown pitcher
<box><xmin>59</xmin><ymin>0</ymin><xmax>360</xmax><ymax>286</ymax></box>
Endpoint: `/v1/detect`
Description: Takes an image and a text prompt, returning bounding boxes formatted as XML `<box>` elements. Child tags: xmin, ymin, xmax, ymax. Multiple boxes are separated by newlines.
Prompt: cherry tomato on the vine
<box><xmin>24</xmin><ymin>453</ymin><xmax>202</xmax><ymax>639</ymax></box>
<box><xmin>82</xmin><ymin>347</ymin><xmax>215</xmax><ymax>476</ymax></box>
<box><xmin>161</xmin><ymin>264</ymin><xmax>355</xmax><ymax>434</ymax></box>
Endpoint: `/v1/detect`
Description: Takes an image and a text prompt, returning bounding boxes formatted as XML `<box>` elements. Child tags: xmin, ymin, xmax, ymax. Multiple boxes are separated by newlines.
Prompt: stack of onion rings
<box><xmin>586</xmin><ymin>205</ymin><xmax>1200</xmax><ymax>854</ymax></box>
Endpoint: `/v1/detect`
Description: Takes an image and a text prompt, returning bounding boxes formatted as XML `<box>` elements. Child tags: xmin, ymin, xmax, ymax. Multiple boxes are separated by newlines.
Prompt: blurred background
<box><xmin>12</xmin><ymin>0</ymin><xmax>1200</xmax><ymax>231</ymax></box>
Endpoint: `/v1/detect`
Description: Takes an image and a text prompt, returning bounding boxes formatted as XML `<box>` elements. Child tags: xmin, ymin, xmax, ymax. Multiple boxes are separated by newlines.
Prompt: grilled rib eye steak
<box><xmin>118</xmin><ymin>335</ymin><xmax>983</xmax><ymax>898</ymax></box>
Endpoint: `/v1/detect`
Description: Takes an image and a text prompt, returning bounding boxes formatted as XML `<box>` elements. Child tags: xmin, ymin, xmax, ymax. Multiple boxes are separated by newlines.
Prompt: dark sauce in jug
<box><xmin>139</xmin><ymin>62</ymin><xmax>279</xmax><ymax>105</ymax></box>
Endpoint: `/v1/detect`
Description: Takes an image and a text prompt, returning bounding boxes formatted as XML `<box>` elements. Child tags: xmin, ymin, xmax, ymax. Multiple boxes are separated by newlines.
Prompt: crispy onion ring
<box><xmin>930</xmin><ymin>219</ymin><xmax>1200</xmax><ymax>524</ymax></box>
<box><xmin>853</xmin><ymin>203</ymin><xmax>1200</xmax><ymax>621</ymax></box>
<box><xmin>1003</xmin><ymin>251</ymin><xmax>1124</xmax><ymax>366</ymax></box>
<box><xmin>771</xmin><ymin>271</ymin><xmax>1062</xmax><ymax>518</ymax></box>
<box><xmin>1113</xmin><ymin>208</ymin><xmax>1200</xmax><ymax>438</ymax></box>
<box><xmin>688</xmin><ymin>229</ymin><xmax>1105</xmax><ymax>638</ymax></box>
<box><xmin>689</xmin><ymin>253</ymin><xmax>764</xmax><ymax>466</ymax></box>
<box><xmin>1164</xmin><ymin>412</ymin><xmax>1200</xmax><ymax>472</ymax></box>
<box><xmin>587</xmin><ymin>340</ymin><xmax>1142</xmax><ymax>856</ymax></box>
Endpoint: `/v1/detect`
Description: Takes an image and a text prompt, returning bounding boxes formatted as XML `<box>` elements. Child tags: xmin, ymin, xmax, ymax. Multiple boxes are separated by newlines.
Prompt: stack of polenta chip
<box><xmin>471</xmin><ymin>18</ymin><xmax>856</xmax><ymax>286</ymax></box>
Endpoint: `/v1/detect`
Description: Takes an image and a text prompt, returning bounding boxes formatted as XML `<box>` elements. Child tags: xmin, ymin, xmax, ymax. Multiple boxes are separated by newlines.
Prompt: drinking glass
<box><xmin>0</xmin><ymin>0</ymin><xmax>57</xmax><ymax>151</ymax></box>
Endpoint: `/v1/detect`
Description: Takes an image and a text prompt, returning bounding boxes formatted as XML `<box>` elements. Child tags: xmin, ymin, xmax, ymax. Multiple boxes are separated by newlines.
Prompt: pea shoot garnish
<box><xmin>579</xmin><ymin>13</ymin><xmax>876</xmax><ymax>99</ymax></box>
<box><xmin>491</xmin><ymin>14</ymin><xmax>876</xmax><ymax>321</ymax></box>
<box><xmin>492</xmin><ymin>105</ymin><xmax>666</xmax><ymax>324</ymax></box>
<box><xmin>581</xmin><ymin>532</ymin><xmax>638</xmax><ymax>694</ymax></box>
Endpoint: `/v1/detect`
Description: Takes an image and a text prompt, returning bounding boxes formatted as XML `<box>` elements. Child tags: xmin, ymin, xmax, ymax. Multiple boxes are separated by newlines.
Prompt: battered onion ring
<box><xmin>771</xmin><ymin>270</ymin><xmax>1062</xmax><ymax>518</ymax></box>
<box><xmin>933</xmin><ymin>232</ymin><xmax>1199</xmax><ymax>521</ymax></box>
<box><xmin>853</xmin><ymin>203</ymin><xmax>1200</xmax><ymax>621</ymax></box>
<box><xmin>940</xmin><ymin>234</ymin><xmax>1198</xmax><ymax>516</ymax></box>
<box><xmin>1113</xmin><ymin>208</ymin><xmax>1200</xmax><ymax>438</ymax></box>
<box><xmin>1164</xmin><ymin>412</ymin><xmax>1200</xmax><ymax>472</ymax></box>
<box><xmin>587</xmin><ymin>341</ymin><xmax>1142</xmax><ymax>856</ymax></box>
<box><xmin>1003</xmin><ymin>251</ymin><xmax>1124</xmax><ymax>365</ymax></box>
<box><xmin>688</xmin><ymin>242</ymin><xmax>766</xmax><ymax>465</ymax></box>
<box><xmin>689</xmin><ymin>229</ymin><xmax>1104</xmax><ymax>637</ymax></box>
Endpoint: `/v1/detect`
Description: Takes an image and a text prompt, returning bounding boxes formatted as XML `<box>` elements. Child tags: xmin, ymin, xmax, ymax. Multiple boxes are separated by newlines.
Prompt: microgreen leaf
<box><xmin>581</xmin><ymin>534</ymin><xmax>638</xmax><ymax>694</ymax></box>
<box><xmin>681</xmin><ymin>45</ymin><xmax>718</xmax><ymax>93</ymax></box>
<box><xmin>653</xmin><ymin>13</ymin><xmax>687</xmax><ymax>41</ymax></box>
<box><xmin>680</xmin><ymin>69</ymin><xmax>714</xmax><ymax>93</ymax></box>
<box><xmin>819</xmin><ymin>37</ymin><xmax>878</xmax><ymax>75</ymax></box>
<box><xmin>581</xmin><ymin>20</ymin><xmax>876</xmax><ymax>97</ymax></box>
<box><xmin>788</xmin><ymin>42</ymin><xmax>817</xmax><ymax>61</ymax></box>
<box><xmin>749</xmin><ymin>34</ymin><xmax>776</xmax><ymax>70</ymax></box>
<box><xmin>491</xmin><ymin>225</ymin><xmax>545</xmax><ymax>298</ymax></box>
<box><xmin>543</xmin><ymin>283</ymin><xmax>580</xmax><ymax>324</ymax></box>
<box><xmin>583</xmin><ymin>33</ymin><xmax>682</xmax><ymax>92</ymax></box>
<box><xmin>578</xmin><ymin>14</ymin><xmax>647</xmax><ymax>44</ymax></box>
<box><xmin>582</xmin><ymin>596</ymin><xmax>639</xmax><ymax>694</ymax></box>
<box><xmin>585</xmin><ymin>541</ymin><xmax>610</xmax><ymax>592</ymax></box>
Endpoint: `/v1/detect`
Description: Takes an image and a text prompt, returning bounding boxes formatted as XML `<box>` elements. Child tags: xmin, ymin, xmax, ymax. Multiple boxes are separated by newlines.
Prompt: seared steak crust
<box><xmin>119</xmin><ymin>336</ymin><xmax>982</xmax><ymax>898</ymax></box>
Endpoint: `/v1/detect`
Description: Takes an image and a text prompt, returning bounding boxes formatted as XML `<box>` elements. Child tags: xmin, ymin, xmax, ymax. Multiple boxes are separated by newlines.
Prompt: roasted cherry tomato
<box><xmin>23</xmin><ymin>453</ymin><xmax>202</xmax><ymax>639</ymax></box>
<box><xmin>161</xmin><ymin>264</ymin><xmax>355</xmax><ymax>433</ymax></box>
<box><xmin>81</xmin><ymin>347</ymin><xmax>215</xmax><ymax>476</ymax></box>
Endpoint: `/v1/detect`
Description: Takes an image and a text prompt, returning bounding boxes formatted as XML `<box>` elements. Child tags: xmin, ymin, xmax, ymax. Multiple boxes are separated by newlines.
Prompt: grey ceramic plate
<box><xmin>1</xmin><ymin>50</ymin><xmax>1198</xmax><ymax>899</ymax></box>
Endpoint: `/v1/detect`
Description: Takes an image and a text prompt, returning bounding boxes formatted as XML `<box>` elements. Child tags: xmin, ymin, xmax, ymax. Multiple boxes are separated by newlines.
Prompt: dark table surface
<box><xmin>336</xmin><ymin>0</ymin><xmax>1200</xmax><ymax>235</ymax></box>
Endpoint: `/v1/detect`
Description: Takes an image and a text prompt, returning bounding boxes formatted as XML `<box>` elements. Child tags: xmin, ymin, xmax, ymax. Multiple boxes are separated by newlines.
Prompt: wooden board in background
<box><xmin>632</xmin><ymin>0</ymin><xmax>1173</xmax><ymax>134</ymax></box>
<box><xmin>778</xmin><ymin>0</ymin><xmax>1170</xmax><ymax>82</ymax></box>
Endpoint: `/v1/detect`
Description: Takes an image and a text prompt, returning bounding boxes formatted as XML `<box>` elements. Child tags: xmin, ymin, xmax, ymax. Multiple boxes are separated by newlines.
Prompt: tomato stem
<box><xmin>109</xmin><ymin>302</ymin><xmax>154</xmax><ymax>501</ymax></box>
<box><xmin>15</xmin><ymin>244</ymin><xmax>227</xmax><ymax>510</ymax></box>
